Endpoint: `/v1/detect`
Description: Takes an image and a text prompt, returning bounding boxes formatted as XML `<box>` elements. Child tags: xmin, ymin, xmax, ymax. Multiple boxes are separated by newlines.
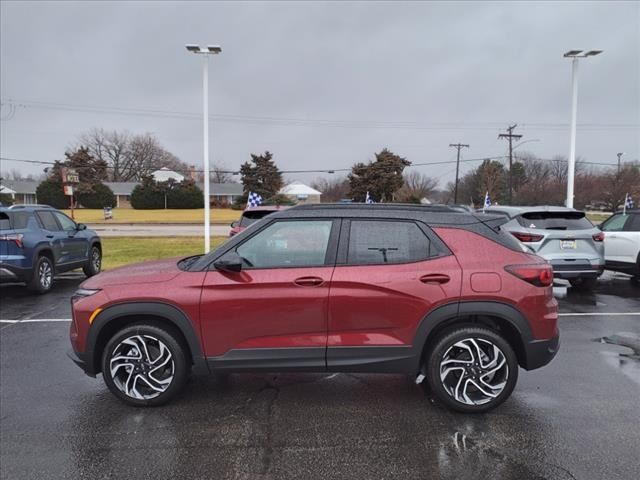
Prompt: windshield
<box><xmin>240</xmin><ymin>210</ymin><xmax>276</xmax><ymax>227</ymax></box>
<box><xmin>516</xmin><ymin>211</ymin><xmax>593</xmax><ymax>230</ymax></box>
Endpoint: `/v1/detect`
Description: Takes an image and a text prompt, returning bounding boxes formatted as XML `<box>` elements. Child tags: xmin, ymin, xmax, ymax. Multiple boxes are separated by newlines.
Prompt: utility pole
<box><xmin>617</xmin><ymin>152</ymin><xmax>624</xmax><ymax>173</ymax></box>
<box><xmin>498</xmin><ymin>124</ymin><xmax>522</xmax><ymax>205</ymax></box>
<box><xmin>449</xmin><ymin>143</ymin><xmax>469</xmax><ymax>204</ymax></box>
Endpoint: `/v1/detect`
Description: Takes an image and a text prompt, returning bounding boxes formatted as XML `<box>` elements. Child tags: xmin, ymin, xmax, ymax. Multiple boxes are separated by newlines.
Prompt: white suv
<box><xmin>600</xmin><ymin>209</ymin><xmax>640</xmax><ymax>281</ymax></box>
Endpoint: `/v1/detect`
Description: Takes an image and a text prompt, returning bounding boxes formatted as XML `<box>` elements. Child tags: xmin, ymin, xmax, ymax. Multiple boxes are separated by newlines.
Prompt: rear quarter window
<box><xmin>10</xmin><ymin>212</ymin><xmax>30</xmax><ymax>229</ymax></box>
<box><xmin>516</xmin><ymin>211</ymin><xmax>593</xmax><ymax>230</ymax></box>
<box><xmin>0</xmin><ymin>212</ymin><xmax>10</xmax><ymax>230</ymax></box>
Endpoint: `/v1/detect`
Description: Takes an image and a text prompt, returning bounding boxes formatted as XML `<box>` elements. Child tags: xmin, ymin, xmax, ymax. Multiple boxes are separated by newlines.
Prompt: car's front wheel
<box><xmin>83</xmin><ymin>245</ymin><xmax>101</xmax><ymax>277</ymax></box>
<box><xmin>425</xmin><ymin>326</ymin><xmax>518</xmax><ymax>413</ymax></box>
<box><xmin>102</xmin><ymin>323</ymin><xmax>190</xmax><ymax>406</ymax></box>
<box><xmin>27</xmin><ymin>255</ymin><xmax>54</xmax><ymax>293</ymax></box>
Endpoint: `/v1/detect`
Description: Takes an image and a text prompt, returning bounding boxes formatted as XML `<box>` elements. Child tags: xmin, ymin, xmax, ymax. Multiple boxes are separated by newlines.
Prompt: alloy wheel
<box><xmin>439</xmin><ymin>338</ymin><xmax>509</xmax><ymax>406</ymax></box>
<box><xmin>109</xmin><ymin>335</ymin><xmax>175</xmax><ymax>400</ymax></box>
<box><xmin>39</xmin><ymin>261</ymin><xmax>52</xmax><ymax>290</ymax></box>
<box><xmin>92</xmin><ymin>248</ymin><xmax>101</xmax><ymax>272</ymax></box>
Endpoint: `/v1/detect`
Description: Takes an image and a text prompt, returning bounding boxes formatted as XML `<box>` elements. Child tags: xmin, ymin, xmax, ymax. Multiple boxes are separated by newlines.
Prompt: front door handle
<box><xmin>420</xmin><ymin>273</ymin><xmax>450</xmax><ymax>285</ymax></box>
<box><xmin>294</xmin><ymin>276</ymin><xmax>324</xmax><ymax>287</ymax></box>
<box><xmin>46</xmin><ymin>235</ymin><xmax>54</xmax><ymax>239</ymax></box>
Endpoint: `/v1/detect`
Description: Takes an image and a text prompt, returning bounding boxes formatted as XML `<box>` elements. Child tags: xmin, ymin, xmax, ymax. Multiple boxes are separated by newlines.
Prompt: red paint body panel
<box><xmin>434</xmin><ymin>228</ymin><xmax>558</xmax><ymax>340</ymax></box>
<box><xmin>199</xmin><ymin>266</ymin><xmax>334</xmax><ymax>356</ymax></box>
<box><xmin>327</xmin><ymin>255</ymin><xmax>462</xmax><ymax>346</ymax></box>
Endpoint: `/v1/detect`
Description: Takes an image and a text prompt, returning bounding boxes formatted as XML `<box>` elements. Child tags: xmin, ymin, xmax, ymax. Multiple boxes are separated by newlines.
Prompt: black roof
<box><xmin>273</xmin><ymin>203</ymin><xmax>494</xmax><ymax>226</ymax></box>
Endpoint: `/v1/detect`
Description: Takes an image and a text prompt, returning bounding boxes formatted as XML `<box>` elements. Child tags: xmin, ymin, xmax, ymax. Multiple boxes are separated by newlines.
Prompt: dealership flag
<box><xmin>483</xmin><ymin>191</ymin><xmax>492</xmax><ymax>212</ymax></box>
<box><xmin>247</xmin><ymin>192</ymin><xmax>263</xmax><ymax>208</ymax></box>
<box><xmin>624</xmin><ymin>193</ymin><xmax>634</xmax><ymax>214</ymax></box>
<box><xmin>365</xmin><ymin>191</ymin><xmax>375</xmax><ymax>204</ymax></box>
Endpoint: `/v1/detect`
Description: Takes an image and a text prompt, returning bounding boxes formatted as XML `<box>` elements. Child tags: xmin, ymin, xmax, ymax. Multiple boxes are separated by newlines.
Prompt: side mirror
<box><xmin>77</xmin><ymin>223</ymin><xmax>87</xmax><ymax>231</ymax></box>
<box><xmin>231</xmin><ymin>221</ymin><xmax>239</xmax><ymax>228</ymax></box>
<box><xmin>213</xmin><ymin>252</ymin><xmax>243</xmax><ymax>273</ymax></box>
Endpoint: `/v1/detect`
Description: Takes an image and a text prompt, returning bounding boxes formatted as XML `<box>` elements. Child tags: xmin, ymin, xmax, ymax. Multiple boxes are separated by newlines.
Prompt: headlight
<box><xmin>72</xmin><ymin>288</ymin><xmax>101</xmax><ymax>301</ymax></box>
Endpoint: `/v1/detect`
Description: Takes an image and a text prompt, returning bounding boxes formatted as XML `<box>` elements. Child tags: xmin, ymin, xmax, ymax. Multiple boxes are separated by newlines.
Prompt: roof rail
<box><xmin>292</xmin><ymin>203</ymin><xmax>459</xmax><ymax>212</ymax></box>
<box><xmin>9</xmin><ymin>204</ymin><xmax>54</xmax><ymax>210</ymax></box>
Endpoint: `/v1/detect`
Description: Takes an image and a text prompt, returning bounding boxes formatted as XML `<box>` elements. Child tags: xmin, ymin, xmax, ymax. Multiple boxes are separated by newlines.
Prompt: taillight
<box><xmin>0</xmin><ymin>233</ymin><xmax>23</xmax><ymax>248</ymax></box>
<box><xmin>505</xmin><ymin>264</ymin><xmax>554</xmax><ymax>287</ymax></box>
<box><xmin>511</xmin><ymin>232</ymin><xmax>544</xmax><ymax>243</ymax></box>
<box><xmin>592</xmin><ymin>232</ymin><xmax>604</xmax><ymax>242</ymax></box>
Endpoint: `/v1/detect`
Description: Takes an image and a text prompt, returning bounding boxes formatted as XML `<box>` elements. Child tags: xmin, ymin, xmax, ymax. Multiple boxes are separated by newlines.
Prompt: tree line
<box><xmin>6</xmin><ymin>126</ymin><xmax>637</xmax><ymax>211</ymax></box>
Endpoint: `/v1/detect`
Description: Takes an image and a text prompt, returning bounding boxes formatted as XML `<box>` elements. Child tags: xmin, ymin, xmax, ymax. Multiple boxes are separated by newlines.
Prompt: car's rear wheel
<box><xmin>425</xmin><ymin>326</ymin><xmax>518</xmax><ymax>413</ymax></box>
<box><xmin>569</xmin><ymin>277</ymin><xmax>598</xmax><ymax>289</ymax></box>
<box><xmin>27</xmin><ymin>255</ymin><xmax>54</xmax><ymax>293</ymax></box>
<box><xmin>83</xmin><ymin>245</ymin><xmax>101</xmax><ymax>277</ymax></box>
<box><xmin>102</xmin><ymin>323</ymin><xmax>190</xmax><ymax>406</ymax></box>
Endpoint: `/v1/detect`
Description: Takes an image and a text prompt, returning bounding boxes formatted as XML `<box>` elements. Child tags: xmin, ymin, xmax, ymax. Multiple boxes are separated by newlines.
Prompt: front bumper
<box><xmin>67</xmin><ymin>349</ymin><xmax>96</xmax><ymax>378</ymax></box>
<box><xmin>523</xmin><ymin>334</ymin><xmax>560</xmax><ymax>370</ymax></box>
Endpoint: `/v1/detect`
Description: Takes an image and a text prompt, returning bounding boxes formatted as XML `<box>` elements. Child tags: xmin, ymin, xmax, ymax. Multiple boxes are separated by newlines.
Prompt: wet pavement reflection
<box><xmin>1</xmin><ymin>271</ymin><xmax>639</xmax><ymax>479</ymax></box>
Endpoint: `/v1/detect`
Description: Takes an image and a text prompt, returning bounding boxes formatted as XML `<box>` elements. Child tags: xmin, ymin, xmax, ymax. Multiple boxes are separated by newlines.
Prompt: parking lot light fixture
<box><xmin>185</xmin><ymin>43</ymin><xmax>222</xmax><ymax>253</ymax></box>
<box><xmin>563</xmin><ymin>49</ymin><xmax>603</xmax><ymax>208</ymax></box>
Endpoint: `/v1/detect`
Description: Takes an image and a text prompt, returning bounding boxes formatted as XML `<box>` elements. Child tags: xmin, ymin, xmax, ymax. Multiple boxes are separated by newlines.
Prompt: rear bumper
<box><xmin>551</xmin><ymin>263</ymin><xmax>604</xmax><ymax>280</ymax></box>
<box><xmin>0</xmin><ymin>262</ymin><xmax>32</xmax><ymax>283</ymax></box>
<box><xmin>523</xmin><ymin>334</ymin><xmax>560</xmax><ymax>370</ymax></box>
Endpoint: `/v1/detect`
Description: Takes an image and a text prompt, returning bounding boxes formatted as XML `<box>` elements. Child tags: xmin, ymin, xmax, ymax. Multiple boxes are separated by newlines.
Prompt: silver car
<box><xmin>484</xmin><ymin>206</ymin><xmax>605</xmax><ymax>288</ymax></box>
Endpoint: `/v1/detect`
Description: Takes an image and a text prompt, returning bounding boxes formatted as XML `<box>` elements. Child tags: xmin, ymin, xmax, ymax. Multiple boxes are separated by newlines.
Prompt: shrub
<box><xmin>167</xmin><ymin>183</ymin><xmax>203</xmax><ymax>209</ymax></box>
<box><xmin>0</xmin><ymin>193</ymin><xmax>14</xmax><ymax>206</ymax></box>
<box><xmin>265</xmin><ymin>193</ymin><xmax>296</xmax><ymax>206</ymax></box>
<box><xmin>36</xmin><ymin>179</ymin><xmax>68</xmax><ymax>209</ymax></box>
<box><xmin>78</xmin><ymin>182</ymin><xmax>116</xmax><ymax>209</ymax></box>
<box><xmin>131</xmin><ymin>183</ymin><xmax>164</xmax><ymax>209</ymax></box>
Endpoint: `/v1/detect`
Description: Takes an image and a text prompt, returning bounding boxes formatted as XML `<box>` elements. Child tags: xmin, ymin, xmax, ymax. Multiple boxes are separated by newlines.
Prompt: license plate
<box><xmin>560</xmin><ymin>240</ymin><xmax>577</xmax><ymax>249</ymax></box>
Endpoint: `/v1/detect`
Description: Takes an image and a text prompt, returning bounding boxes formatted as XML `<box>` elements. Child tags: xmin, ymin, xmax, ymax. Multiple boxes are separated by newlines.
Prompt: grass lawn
<box><xmin>101</xmin><ymin>236</ymin><xmax>228</xmax><ymax>270</ymax></box>
<box><xmin>62</xmin><ymin>208</ymin><xmax>241</xmax><ymax>225</ymax></box>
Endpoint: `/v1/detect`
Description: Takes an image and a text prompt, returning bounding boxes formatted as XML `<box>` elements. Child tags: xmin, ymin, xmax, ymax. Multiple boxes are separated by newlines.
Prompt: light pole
<box><xmin>186</xmin><ymin>44</ymin><xmax>222</xmax><ymax>253</ymax></box>
<box><xmin>563</xmin><ymin>49</ymin><xmax>603</xmax><ymax>208</ymax></box>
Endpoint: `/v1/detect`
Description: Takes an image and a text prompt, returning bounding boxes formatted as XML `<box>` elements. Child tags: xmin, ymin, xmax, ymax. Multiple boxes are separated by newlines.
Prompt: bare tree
<box><xmin>396</xmin><ymin>171</ymin><xmax>439</xmax><ymax>202</ymax></box>
<box><xmin>311</xmin><ymin>176</ymin><xmax>350</xmax><ymax>203</ymax></box>
<box><xmin>79</xmin><ymin>129</ymin><xmax>189</xmax><ymax>182</ymax></box>
<box><xmin>212</xmin><ymin>163</ymin><xmax>235</xmax><ymax>183</ymax></box>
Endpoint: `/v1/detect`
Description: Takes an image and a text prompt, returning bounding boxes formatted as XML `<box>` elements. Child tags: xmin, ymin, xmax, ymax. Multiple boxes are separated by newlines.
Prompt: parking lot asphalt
<box><xmin>1</xmin><ymin>272</ymin><xmax>639</xmax><ymax>480</ymax></box>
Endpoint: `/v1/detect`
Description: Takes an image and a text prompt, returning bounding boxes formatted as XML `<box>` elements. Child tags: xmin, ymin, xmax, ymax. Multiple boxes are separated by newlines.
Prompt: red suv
<box><xmin>68</xmin><ymin>204</ymin><xmax>559</xmax><ymax>413</ymax></box>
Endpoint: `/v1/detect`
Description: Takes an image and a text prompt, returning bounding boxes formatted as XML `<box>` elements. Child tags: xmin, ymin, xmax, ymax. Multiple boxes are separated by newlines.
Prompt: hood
<box><xmin>82</xmin><ymin>257</ymin><xmax>182</xmax><ymax>288</ymax></box>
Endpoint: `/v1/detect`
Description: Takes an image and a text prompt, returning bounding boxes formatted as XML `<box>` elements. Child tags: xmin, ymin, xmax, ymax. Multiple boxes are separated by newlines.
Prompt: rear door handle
<box><xmin>294</xmin><ymin>276</ymin><xmax>324</xmax><ymax>287</ymax></box>
<box><xmin>420</xmin><ymin>274</ymin><xmax>450</xmax><ymax>285</ymax></box>
<box><xmin>46</xmin><ymin>235</ymin><xmax>54</xmax><ymax>239</ymax></box>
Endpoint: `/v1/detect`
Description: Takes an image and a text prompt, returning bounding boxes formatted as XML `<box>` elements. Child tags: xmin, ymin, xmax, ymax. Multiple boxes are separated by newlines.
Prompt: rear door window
<box><xmin>37</xmin><ymin>211</ymin><xmax>62</xmax><ymax>231</ymax></box>
<box><xmin>624</xmin><ymin>214</ymin><xmax>640</xmax><ymax>232</ymax></box>
<box><xmin>516</xmin><ymin>211</ymin><xmax>593</xmax><ymax>230</ymax></box>
<box><xmin>347</xmin><ymin>220</ymin><xmax>431</xmax><ymax>265</ymax></box>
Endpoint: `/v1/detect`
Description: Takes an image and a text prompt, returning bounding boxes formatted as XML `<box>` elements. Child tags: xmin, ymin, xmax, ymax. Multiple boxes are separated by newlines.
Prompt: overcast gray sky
<box><xmin>1</xmin><ymin>0</ymin><xmax>639</xmax><ymax>187</ymax></box>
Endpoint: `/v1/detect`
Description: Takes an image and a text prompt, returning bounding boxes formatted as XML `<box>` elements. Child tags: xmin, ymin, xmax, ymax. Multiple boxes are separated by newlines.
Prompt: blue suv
<box><xmin>0</xmin><ymin>205</ymin><xmax>102</xmax><ymax>293</ymax></box>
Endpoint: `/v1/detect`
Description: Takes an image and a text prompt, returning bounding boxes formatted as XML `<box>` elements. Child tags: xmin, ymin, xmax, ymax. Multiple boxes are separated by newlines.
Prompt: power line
<box><xmin>2</xmin><ymin>99</ymin><xmax>638</xmax><ymax>131</ymax></box>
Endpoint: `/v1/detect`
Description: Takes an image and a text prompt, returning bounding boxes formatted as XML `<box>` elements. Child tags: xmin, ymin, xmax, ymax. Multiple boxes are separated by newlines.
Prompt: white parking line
<box><xmin>558</xmin><ymin>312</ymin><xmax>640</xmax><ymax>317</ymax></box>
<box><xmin>1</xmin><ymin>312</ymin><xmax>640</xmax><ymax>324</ymax></box>
<box><xmin>0</xmin><ymin>318</ymin><xmax>72</xmax><ymax>323</ymax></box>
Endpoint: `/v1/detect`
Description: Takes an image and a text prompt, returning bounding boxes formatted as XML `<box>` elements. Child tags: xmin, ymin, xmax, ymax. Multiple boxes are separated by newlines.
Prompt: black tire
<box><xmin>569</xmin><ymin>277</ymin><xmax>598</xmax><ymax>290</ymax></box>
<box><xmin>83</xmin><ymin>245</ymin><xmax>102</xmax><ymax>277</ymax></box>
<box><xmin>425</xmin><ymin>326</ymin><xmax>518</xmax><ymax>413</ymax></box>
<box><xmin>101</xmin><ymin>323</ymin><xmax>190</xmax><ymax>406</ymax></box>
<box><xmin>27</xmin><ymin>255</ymin><xmax>54</xmax><ymax>293</ymax></box>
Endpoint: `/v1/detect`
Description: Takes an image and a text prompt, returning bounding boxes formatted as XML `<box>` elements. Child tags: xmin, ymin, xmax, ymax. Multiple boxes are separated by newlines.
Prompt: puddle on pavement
<box><xmin>594</xmin><ymin>333</ymin><xmax>640</xmax><ymax>386</ymax></box>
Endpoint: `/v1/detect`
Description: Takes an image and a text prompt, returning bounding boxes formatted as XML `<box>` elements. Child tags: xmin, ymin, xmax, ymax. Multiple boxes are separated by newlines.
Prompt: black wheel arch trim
<box><xmin>84</xmin><ymin>302</ymin><xmax>208</xmax><ymax>376</ymax></box>
<box><xmin>410</xmin><ymin>300</ymin><xmax>536</xmax><ymax>372</ymax></box>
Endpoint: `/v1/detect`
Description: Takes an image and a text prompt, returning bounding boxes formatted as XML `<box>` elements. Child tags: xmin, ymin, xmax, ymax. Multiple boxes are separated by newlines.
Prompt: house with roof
<box><xmin>279</xmin><ymin>182</ymin><xmax>322</xmax><ymax>204</ymax></box>
<box><xmin>0</xmin><ymin>180</ymin><xmax>38</xmax><ymax>204</ymax></box>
